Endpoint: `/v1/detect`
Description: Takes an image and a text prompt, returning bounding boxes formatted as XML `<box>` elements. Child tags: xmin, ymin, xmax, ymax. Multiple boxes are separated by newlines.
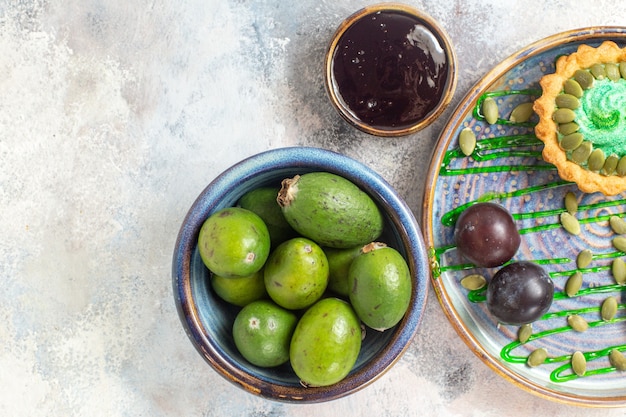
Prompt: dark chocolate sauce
<box><xmin>331</xmin><ymin>10</ymin><xmax>450</xmax><ymax>131</ymax></box>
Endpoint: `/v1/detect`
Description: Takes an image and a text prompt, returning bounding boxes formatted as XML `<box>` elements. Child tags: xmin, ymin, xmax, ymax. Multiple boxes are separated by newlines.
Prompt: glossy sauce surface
<box><xmin>331</xmin><ymin>10</ymin><xmax>450</xmax><ymax>131</ymax></box>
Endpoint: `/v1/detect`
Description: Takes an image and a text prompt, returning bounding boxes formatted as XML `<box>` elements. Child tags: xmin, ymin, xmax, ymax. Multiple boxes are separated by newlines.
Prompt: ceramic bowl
<box><xmin>324</xmin><ymin>3</ymin><xmax>457</xmax><ymax>137</ymax></box>
<box><xmin>172</xmin><ymin>146</ymin><xmax>429</xmax><ymax>403</ymax></box>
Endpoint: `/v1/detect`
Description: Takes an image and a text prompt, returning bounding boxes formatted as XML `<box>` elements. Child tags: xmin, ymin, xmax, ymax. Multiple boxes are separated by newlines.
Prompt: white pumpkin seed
<box><xmin>518</xmin><ymin>323</ymin><xmax>532</xmax><ymax>344</ymax></box>
<box><xmin>571</xmin><ymin>351</ymin><xmax>586</xmax><ymax>377</ymax></box>
<box><xmin>527</xmin><ymin>348</ymin><xmax>548</xmax><ymax>367</ymax></box>
<box><xmin>613</xmin><ymin>237</ymin><xmax>626</xmax><ymax>253</ymax></box>
<box><xmin>612</xmin><ymin>258</ymin><xmax>626</xmax><ymax>285</ymax></box>
<box><xmin>564</xmin><ymin>192</ymin><xmax>578</xmax><ymax>214</ymax></box>
<box><xmin>576</xmin><ymin>249</ymin><xmax>593</xmax><ymax>269</ymax></box>
<box><xmin>509</xmin><ymin>102</ymin><xmax>534</xmax><ymax>123</ymax></box>
<box><xmin>567</xmin><ymin>314</ymin><xmax>589</xmax><ymax>332</ymax></box>
<box><xmin>609</xmin><ymin>349</ymin><xmax>626</xmax><ymax>371</ymax></box>
<box><xmin>460</xmin><ymin>273</ymin><xmax>487</xmax><ymax>290</ymax></box>
<box><xmin>482</xmin><ymin>97</ymin><xmax>498</xmax><ymax>124</ymax></box>
<box><xmin>560</xmin><ymin>212</ymin><xmax>581</xmax><ymax>235</ymax></box>
<box><xmin>459</xmin><ymin>127</ymin><xmax>476</xmax><ymax>156</ymax></box>
<box><xmin>610</xmin><ymin>216</ymin><xmax>626</xmax><ymax>235</ymax></box>
<box><xmin>601</xmin><ymin>296</ymin><xmax>618</xmax><ymax>321</ymax></box>
<box><xmin>565</xmin><ymin>271</ymin><xmax>583</xmax><ymax>297</ymax></box>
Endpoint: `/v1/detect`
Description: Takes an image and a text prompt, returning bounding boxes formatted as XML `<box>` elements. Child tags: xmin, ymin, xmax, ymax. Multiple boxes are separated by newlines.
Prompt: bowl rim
<box><xmin>324</xmin><ymin>2</ymin><xmax>458</xmax><ymax>137</ymax></box>
<box><xmin>172</xmin><ymin>146</ymin><xmax>430</xmax><ymax>402</ymax></box>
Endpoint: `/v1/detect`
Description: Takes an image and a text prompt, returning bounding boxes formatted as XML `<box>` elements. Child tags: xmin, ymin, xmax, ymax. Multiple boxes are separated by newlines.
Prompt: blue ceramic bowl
<box><xmin>172</xmin><ymin>146</ymin><xmax>429</xmax><ymax>403</ymax></box>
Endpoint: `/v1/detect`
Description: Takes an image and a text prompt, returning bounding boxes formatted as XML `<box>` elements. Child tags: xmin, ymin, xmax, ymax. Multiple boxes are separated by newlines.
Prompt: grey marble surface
<box><xmin>4</xmin><ymin>0</ymin><xmax>626</xmax><ymax>416</ymax></box>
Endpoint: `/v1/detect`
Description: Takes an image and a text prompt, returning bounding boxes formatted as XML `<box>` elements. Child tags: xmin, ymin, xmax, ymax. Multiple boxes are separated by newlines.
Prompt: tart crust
<box><xmin>534</xmin><ymin>41</ymin><xmax>626</xmax><ymax>196</ymax></box>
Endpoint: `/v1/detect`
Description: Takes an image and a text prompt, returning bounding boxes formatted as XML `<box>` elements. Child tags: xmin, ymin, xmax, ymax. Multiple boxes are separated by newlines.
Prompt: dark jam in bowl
<box><xmin>329</xmin><ymin>9</ymin><xmax>452</xmax><ymax>133</ymax></box>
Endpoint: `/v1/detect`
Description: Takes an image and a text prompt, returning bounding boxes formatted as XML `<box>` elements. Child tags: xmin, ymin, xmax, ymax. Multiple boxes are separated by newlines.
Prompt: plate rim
<box><xmin>422</xmin><ymin>26</ymin><xmax>626</xmax><ymax>408</ymax></box>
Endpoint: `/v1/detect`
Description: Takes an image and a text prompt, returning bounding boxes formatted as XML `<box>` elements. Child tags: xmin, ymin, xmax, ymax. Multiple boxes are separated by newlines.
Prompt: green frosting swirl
<box><xmin>574</xmin><ymin>78</ymin><xmax>626</xmax><ymax>156</ymax></box>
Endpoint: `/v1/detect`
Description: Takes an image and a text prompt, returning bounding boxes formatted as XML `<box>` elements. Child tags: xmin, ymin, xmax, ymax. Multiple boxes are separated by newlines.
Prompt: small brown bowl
<box><xmin>324</xmin><ymin>3</ymin><xmax>457</xmax><ymax>137</ymax></box>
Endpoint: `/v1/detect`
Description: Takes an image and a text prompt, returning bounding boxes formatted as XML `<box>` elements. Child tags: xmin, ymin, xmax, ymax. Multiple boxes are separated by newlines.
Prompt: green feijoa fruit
<box><xmin>211</xmin><ymin>269</ymin><xmax>267</xmax><ymax>307</ymax></box>
<box><xmin>232</xmin><ymin>300</ymin><xmax>298</xmax><ymax>367</ymax></box>
<box><xmin>264</xmin><ymin>237</ymin><xmax>329</xmax><ymax>310</ymax></box>
<box><xmin>198</xmin><ymin>207</ymin><xmax>271</xmax><ymax>277</ymax></box>
<box><xmin>290</xmin><ymin>297</ymin><xmax>361</xmax><ymax>387</ymax></box>
<box><xmin>324</xmin><ymin>245</ymin><xmax>364</xmax><ymax>297</ymax></box>
<box><xmin>348</xmin><ymin>244</ymin><xmax>412</xmax><ymax>331</ymax></box>
<box><xmin>238</xmin><ymin>187</ymin><xmax>297</xmax><ymax>248</ymax></box>
<box><xmin>277</xmin><ymin>172</ymin><xmax>384</xmax><ymax>249</ymax></box>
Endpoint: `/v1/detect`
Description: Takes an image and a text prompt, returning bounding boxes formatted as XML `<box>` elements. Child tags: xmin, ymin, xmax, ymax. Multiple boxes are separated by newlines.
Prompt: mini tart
<box><xmin>534</xmin><ymin>41</ymin><xmax>626</xmax><ymax>196</ymax></box>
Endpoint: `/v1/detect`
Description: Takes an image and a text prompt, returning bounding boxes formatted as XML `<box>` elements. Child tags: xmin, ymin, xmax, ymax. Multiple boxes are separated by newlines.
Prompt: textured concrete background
<box><xmin>3</xmin><ymin>1</ymin><xmax>626</xmax><ymax>416</ymax></box>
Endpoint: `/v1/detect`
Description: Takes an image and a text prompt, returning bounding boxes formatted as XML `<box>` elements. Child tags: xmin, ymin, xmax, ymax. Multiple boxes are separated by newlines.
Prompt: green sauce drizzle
<box><xmin>433</xmin><ymin>87</ymin><xmax>626</xmax><ymax>383</ymax></box>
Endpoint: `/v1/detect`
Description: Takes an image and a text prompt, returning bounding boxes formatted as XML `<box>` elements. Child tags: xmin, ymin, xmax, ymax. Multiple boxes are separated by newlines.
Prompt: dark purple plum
<box><xmin>486</xmin><ymin>261</ymin><xmax>554</xmax><ymax>325</ymax></box>
<box><xmin>454</xmin><ymin>202</ymin><xmax>521</xmax><ymax>267</ymax></box>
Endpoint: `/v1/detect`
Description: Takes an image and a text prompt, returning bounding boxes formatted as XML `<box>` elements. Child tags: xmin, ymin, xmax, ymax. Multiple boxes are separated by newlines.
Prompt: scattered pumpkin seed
<box><xmin>565</xmin><ymin>271</ymin><xmax>583</xmax><ymax>297</ymax></box>
<box><xmin>460</xmin><ymin>273</ymin><xmax>487</xmax><ymax>290</ymax></box>
<box><xmin>558</xmin><ymin>121</ymin><xmax>579</xmax><ymax>136</ymax></box>
<box><xmin>590</xmin><ymin>63</ymin><xmax>606</xmax><ymax>79</ymax></box>
<box><xmin>612</xmin><ymin>258</ymin><xmax>626</xmax><ymax>285</ymax></box>
<box><xmin>559</xmin><ymin>132</ymin><xmax>584</xmax><ymax>151</ymax></box>
<box><xmin>553</xmin><ymin>108</ymin><xmax>577</xmax><ymax>124</ymax></box>
<box><xmin>567</xmin><ymin>314</ymin><xmax>589</xmax><ymax>332</ymax></box>
<box><xmin>613</xmin><ymin>237</ymin><xmax>626</xmax><ymax>253</ymax></box>
<box><xmin>518</xmin><ymin>323</ymin><xmax>532</xmax><ymax>344</ymax></box>
<box><xmin>482</xmin><ymin>97</ymin><xmax>498</xmax><ymax>124</ymax></box>
<box><xmin>570</xmin><ymin>141</ymin><xmax>593</xmax><ymax>165</ymax></box>
<box><xmin>618</xmin><ymin>156</ymin><xmax>626</xmax><ymax>176</ymax></box>
<box><xmin>601</xmin><ymin>296</ymin><xmax>618</xmax><ymax>321</ymax></box>
<box><xmin>564</xmin><ymin>191</ymin><xmax>578</xmax><ymax>214</ymax></box>
<box><xmin>606</xmin><ymin>63</ymin><xmax>621</xmax><ymax>81</ymax></box>
<box><xmin>574</xmin><ymin>69</ymin><xmax>594</xmax><ymax>89</ymax></box>
<box><xmin>527</xmin><ymin>348</ymin><xmax>548</xmax><ymax>367</ymax></box>
<box><xmin>509</xmin><ymin>102</ymin><xmax>534</xmax><ymax>123</ymax></box>
<box><xmin>609</xmin><ymin>349</ymin><xmax>626</xmax><ymax>371</ymax></box>
<box><xmin>459</xmin><ymin>127</ymin><xmax>476</xmax><ymax>156</ymax></box>
<box><xmin>555</xmin><ymin>93</ymin><xmax>580</xmax><ymax>110</ymax></box>
<box><xmin>571</xmin><ymin>351</ymin><xmax>586</xmax><ymax>377</ymax></box>
<box><xmin>603</xmin><ymin>154</ymin><xmax>619</xmax><ymax>176</ymax></box>
<box><xmin>610</xmin><ymin>215</ymin><xmax>626</xmax><ymax>235</ymax></box>
<box><xmin>576</xmin><ymin>249</ymin><xmax>593</xmax><ymax>269</ymax></box>
<box><xmin>563</xmin><ymin>79</ymin><xmax>583</xmax><ymax>98</ymax></box>
<box><xmin>587</xmin><ymin>148</ymin><xmax>605</xmax><ymax>172</ymax></box>
<box><xmin>620</xmin><ymin>62</ymin><xmax>626</xmax><ymax>79</ymax></box>
<box><xmin>560</xmin><ymin>212</ymin><xmax>581</xmax><ymax>235</ymax></box>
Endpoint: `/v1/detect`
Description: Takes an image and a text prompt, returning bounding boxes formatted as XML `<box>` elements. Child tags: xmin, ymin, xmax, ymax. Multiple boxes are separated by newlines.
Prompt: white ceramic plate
<box><xmin>423</xmin><ymin>27</ymin><xmax>626</xmax><ymax>407</ymax></box>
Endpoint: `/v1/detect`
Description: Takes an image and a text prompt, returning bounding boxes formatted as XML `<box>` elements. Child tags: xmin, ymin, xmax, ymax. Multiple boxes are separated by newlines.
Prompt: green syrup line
<box><xmin>433</xmin><ymin>88</ymin><xmax>626</xmax><ymax>383</ymax></box>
